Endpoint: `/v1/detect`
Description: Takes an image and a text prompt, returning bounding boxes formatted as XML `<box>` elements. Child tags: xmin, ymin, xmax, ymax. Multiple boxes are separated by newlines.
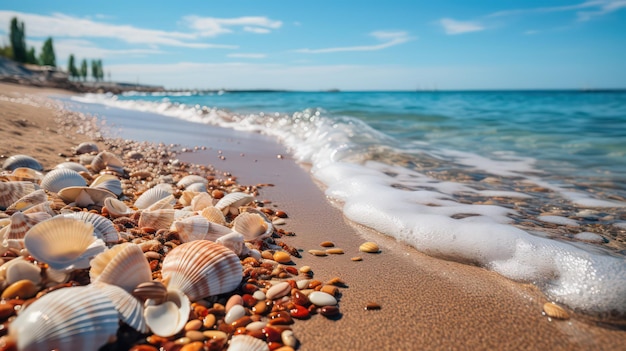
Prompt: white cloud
<box><xmin>50</xmin><ymin>39</ymin><xmax>163</xmax><ymax>61</ymax></box>
<box><xmin>227</xmin><ymin>53</ymin><xmax>267</xmax><ymax>59</ymax></box>
<box><xmin>295</xmin><ymin>31</ymin><xmax>412</xmax><ymax>54</ymax></box>
<box><xmin>488</xmin><ymin>0</ymin><xmax>626</xmax><ymax>21</ymax></box>
<box><xmin>439</xmin><ymin>18</ymin><xmax>485</xmax><ymax>35</ymax></box>
<box><xmin>184</xmin><ymin>16</ymin><xmax>282</xmax><ymax>36</ymax></box>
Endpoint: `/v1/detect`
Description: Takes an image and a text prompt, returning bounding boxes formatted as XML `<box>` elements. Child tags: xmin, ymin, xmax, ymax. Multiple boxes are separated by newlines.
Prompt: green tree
<box><xmin>91</xmin><ymin>59</ymin><xmax>99</xmax><ymax>81</ymax></box>
<box><xmin>67</xmin><ymin>54</ymin><xmax>79</xmax><ymax>80</ymax></box>
<box><xmin>97</xmin><ymin>59</ymin><xmax>104</xmax><ymax>81</ymax></box>
<box><xmin>25</xmin><ymin>47</ymin><xmax>37</xmax><ymax>64</ymax></box>
<box><xmin>39</xmin><ymin>37</ymin><xmax>56</xmax><ymax>66</ymax></box>
<box><xmin>80</xmin><ymin>59</ymin><xmax>88</xmax><ymax>81</ymax></box>
<box><xmin>9</xmin><ymin>17</ymin><xmax>27</xmax><ymax>63</ymax></box>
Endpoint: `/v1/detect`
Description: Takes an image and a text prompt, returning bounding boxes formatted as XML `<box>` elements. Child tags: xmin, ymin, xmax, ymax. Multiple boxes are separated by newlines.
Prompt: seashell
<box><xmin>90</xmin><ymin>243</ymin><xmax>152</xmax><ymax>292</ymax></box>
<box><xmin>9</xmin><ymin>285</ymin><xmax>119</xmax><ymax>351</ymax></box>
<box><xmin>0</xmin><ymin>211</ymin><xmax>51</xmax><ymax>241</ymax></box>
<box><xmin>79</xmin><ymin>153</ymin><xmax>96</xmax><ymax>165</ymax></box>
<box><xmin>177</xmin><ymin>175</ymin><xmax>208</xmax><ymax>189</ymax></box>
<box><xmin>228</xmin><ymin>335</ymin><xmax>270</xmax><ymax>351</ymax></box>
<box><xmin>54</xmin><ymin>161</ymin><xmax>90</xmax><ymax>173</ymax></box>
<box><xmin>132</xmin><ymin>281</ymin><xmax>168</xmax><ymax>304</ymax></box>
<box><xmin>172</xmin><ymin>215</ymin><xmax>232</xmax><ymax>243</ymax></box>
<box><xmin>146</xmin><ymin>194</ymin><xmax>177</xmax><ymax>211</ymax></box>
<box><xmin>22</xmin><ymin>200</ymin><xmax>56</xmax><ymax>216</ymax></box>
<box><xmin>144</xmin><ymin>288</ymin><xmax>191</xmax><ymax>337</ymax></box>
<box><xmin>0</xmin><ymin>256</ymin><xmax>41</xmax><ymax>285</ymax></box>
<box><xmin>62</xmin><ymin>211</ymin><xmax>120</xmax><ymax>244</ymax></box>
<box><xmin>215</xmin><ymin>192</ymin><xmax>254</xmax><ymax>216</ymax></box>
<box><xmin>138</xmin><ymin>209</ymin><xmax>175</xmax><ymax>230</ymax></box>
<box><xmin>2</xmin><ymin>154</ymin><xmax>43</xmax><ymax>171</ymax></box>
<box><xmin>130</xmin><ymin>170</ymin><xmax>153</xmax><ymax>179</ymax></box>
<box><xmin>90</xmin><ymin>174</ymin><xmax>123</xmax><ymax>196</ymax></box>
<box><xmin>200</xmin><ymin>206</ymin><xmax>227</xmax><ymax>225</ymax></box>
<box><xmin>6</xmin><ymin>188</ymin><xmax>47</xmax><ymax>212</ymax></box>
<box><xmin>58</xmin><ymin>186</ymin><xmax>116</xmax><ymax>207</ymax></box>
<box><xmin>24</xmin><ymin>216</ymin><xmax>106</xmax><ymax>271</ymax></box>
<box><xmin>103</xmin><ymin>197</ymin><xmax>133</xmax><ymax>218</ymax></box>
<box><xmin>74</xmin><ymin>141</ymin><xmax>99</xmax><ymax>155</ymax></box>
<box><xmin>216</xmin><ymin>232</ymin><xmax>246</xmax><ymax>256</ymax></box>
<box><xmin>126</xmin><ymin>151</ymin><xmax>143</xmax><ymax>160</ymax></box>
<box><xmin>45</xmin><ymin>267</ymin><xmax>70</xmax><ymax>285</ymax></box>
<box><xmin>191</xmin><ymin>192</ymin><xmax>213</xmax><ymax>211</ymax></box>
<box><xmin>359</xmin><ymin>241</ymin><xmax>380</xmax><ymax>253</ymax></box>
<box><xmin>40</xmin><ymin>168</ymin><xmax>87</xmax><ymax>193</ymax></box>
<box><xmin>0</xmin><ymin>167</ymin><xmax>44</xmax><ymax>182</ymax></box>
<box><xmin>185</xmin><ymin>182</ymin><xmax>207</xmax><ymax>192</ymax></box>
<box><xmin>0</xmin><ymin>181</ymin><xmax>39</xmax><ymax>208</ymax></box>
<box><xmin>91</xmin><ymin>151</ymin><xmax>125</xmax><ymax>174</ymax></box>
<box><xmin>161</xmin><ymin>240</ymin><xmax>243</xmax><ymax>301</ymax></box>
<box><xmin>543</xmin><ymin>302</ymin><xmax>570</xmax><ymax>320</ymax></box>
<box><xmin>95</xmin><ymin>281</ymin><xmax>149</xmax><ymax>333</ymax></box>
<box><xmin>179</xmin><ymin>190</ymin><xmax>200</xmax><ymax>207</ymax></box>
<box><xmin>309</xmin><ymin>291</ymin><xmax>338</xmax><ymax>306</ymax></box>
<box><xmin>232</xmin><ymin>212</ymin><xmax>273</xmax><ymax>241</ymax></box>
<box><xmin>134</xmin><ymin>184</ymin><xmax>173</xmax><ymax>210</ymax></box>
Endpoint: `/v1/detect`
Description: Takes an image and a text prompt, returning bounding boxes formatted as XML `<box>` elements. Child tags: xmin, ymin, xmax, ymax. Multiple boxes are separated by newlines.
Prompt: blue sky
<box><xmin>1</xmin><ymin>1</ymin><xmax>625</xmax><ymax>90</ymax></box>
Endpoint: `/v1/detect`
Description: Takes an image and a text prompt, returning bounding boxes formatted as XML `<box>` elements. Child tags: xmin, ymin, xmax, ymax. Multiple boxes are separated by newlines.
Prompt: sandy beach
<box><xmin>1</xmin><ymin>82</ymin><xmax>625</xmax><ymax>350</ymax></box>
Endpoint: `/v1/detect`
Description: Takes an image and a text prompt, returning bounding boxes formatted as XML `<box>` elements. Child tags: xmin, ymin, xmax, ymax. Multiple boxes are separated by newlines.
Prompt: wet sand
<box><xmin>1</xmin><ymin>82</ymin><xmax>625</xmax><ymax>350</ymax></box>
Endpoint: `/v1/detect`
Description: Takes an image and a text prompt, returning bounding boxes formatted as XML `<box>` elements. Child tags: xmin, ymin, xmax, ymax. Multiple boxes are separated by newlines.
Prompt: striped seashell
<box><xmin>179</xmin><ymin>190</ymin><xmax>201</xmax><ymax>207</ymax></box>
<box><xmin>134</xmin><ymin>184</ymin><xmax>173</xmax><ymax>210</ymax></box>
<box><xmin>89</xmin><ymin>243</ymin><xmax>152</xmax><ymax>292</ymax></box>
<box><xmin>95</xmin><ymin>281</ymin><xmax>149</xmax><ymax>333</ymax></box>
<box><xmin>1</xmin><ymin>211</ymin><xmax>52</xmax><ymax>241</ymax></box>
<box><xmin>90</xmin><ymin>174</ymin><xmax>123</xmax><ymax>196</ymax></box>
<box><xmin>2</xmin><ymin>154</ymin><xmax>43</xmax><ymax>171</ymax></box>
<box><xmin>41</xmin><ymin>168</ymin><xmax>87</xmax><ymax>193</ymax></box>
<box><xmin>200</xmin><ymin>206</ymin><xmax>227</xmax><ymax>225</ymax></box>
<box><xmin>0</xmin><ymin>256</ymin><xmax>41</xmax><ymax>285</ymax></box>
<box><xmin>103</xmin><ymin>197</ymin><xmax>133</xmax><ymax>218</ymax></box>
<box><xmin>91</xmin><ymin>151</ymin><xmax>125</xmax><ymax>174</ymax></box>
<box><xmin>58</xmin><ymin>186</ymin><xmax>116</xmax><ymax>207</ymax></box>
<box><xmin>138</xmin><ymin>209</ymin><xmax>175</xmax><ymax>230</ymax></box>
<box><xmin>9</xmin><ymin>285</ymin><xmax>119</xmax><ymax>351</ymax></box>
<box><xmin>0</xmin><ymin>167</ymin><xmax>44</xmax><ymax>182</ymax></box>
<box><xmin>24</xmin><ymin>216</ymin><xmax>106</xmax><ymax>271</ymax></box>
<box><xmin>191</xmin><ymin>192</ymin><xmax>213</xmax><ymax>211</ymax></box>
<box><xmin>74</xmin><ymin>141</ymin><xmax>99</xmax><ymax>155</ymax></box>
<box><xmin>132</xmin><ymin>281</ymin><xmax>168</xmax><ymax>304</ymax></box>
<box><xmin>161</xmin><ymin>240</ymin><xmax>243</xmax><ymax>301</ymax></box>
<box><xmin>144</xmin><ymin>288</ymin><xmax>191</xmax><ymax>337</ymax></box>
<box><xmin>216</xmin><ymin>232</ymin><xmax>246</xmax><ymax>256</ymax></box>
<box><xmin>78</xmin><ymin>153</ymin><xmax>96</xmax><ymax>165</ymax></box>
<box><xmin>215</xmin><ymin>192</ymin><xmax>254</xmax><ymax>216</ymax></box>
<box><xmin>172</xmin><ymin>215</ymin><xmax>231</xmax><ymax>243</ymax></box>
<box><xmin>232</xmin><ymin>212</ymin><xmax>273</xmax><ymax>241</ymax></box>
<box><xmin>54</xmin><ymin>161</ymin><xmax>90</xmax><ymax>173</ymax></box>
<box><xmin>177</xmin><ymin>174</ymin><xmax>208</xmax><ymax>189</ymax></box>
<box><xmin>185</xmin><ymin>182</ymin><xmax>207</xmax><ymax>192</ymax></box>
<box><xmin>6</xmin><ymin>188</ymin><xmax>47</xmax><ymax>212</ymax></box>
<box><xmin>146</xmin><ymin>194</ymin><xmax>177</xmax><ymax>211</ymax></box>
<box><xmin>228</xmin><ymin>335</ymin><xmax>270</xmax><ymax>351</ymax></box>
<box><xmin>61</xmin><ymin>211</ymin><xmax>120</xmax><ymax>244</ymax></box>
<box><xmin>0</xmin><ymin>181</ymin><xmax>39</xmax><ymax>208</ymax></box>
<box><xmin>22</xmin><ymin>201</ymin><xmax>56</xmax><ymax>216</ymax></box>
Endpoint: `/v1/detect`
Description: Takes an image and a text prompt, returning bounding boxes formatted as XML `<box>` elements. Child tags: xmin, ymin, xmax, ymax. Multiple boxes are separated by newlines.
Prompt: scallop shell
<box><xmin>22</xmin><ymin>200</ymin><xmax>56</xmax><ymax>216</ymax></box>
<box><xmin>9</xmin><ymin>285</ymin><xmax>119</xmax><ymax>351</ymax></box>
<box><xmin>200</xmin><ymin>206</ymin><xmax>227</xmax><ymax>225</ymax></box>
<box><xmin>161</xmin><ymin>240</ymin><xmax>243</xmax><ymax>301</ymax></box>
<box><xmin>0</xmin><ymin>167</ymin><xmax>44</xmax><ymax>182</ymax></box>
<box><xmin>90</xmin><ymin>174</ymin><xmax>123</xmax><ymax>196</ymax></box>
<box><xmin>144</xmin><ymin>288</ymin><xmax>191</xmax><ymax>337</ymax></box>
<box><xmin>232</xmin><ymin>212</ymin><xmax>273</xmax><ymax>241</ymax></box>
<box><xmin>0</xmin><ymin>181</ymin><xmax>39</xmax><ymax>208</ymax></box>
<box><xmin>2</xmin><ymin>154</ymin><xmax>43</xmax><ymax>171</ymax></box>
<box><xmin>58</xmin><ymin>186</ymin><xmax>116</xmax><ymax>207</ymax></box>
<box><xmin>172</xmin><ymin>215</ymin><xmax>231</xmax><ymax>243</ymax></box>
<box><xmin>146</xmin><ymin>194</ymin><xmax>177</xmax><ymax>211</ymax></box>
<box><xmin>91</xmin><ymin>151</ymin><xmax>125</xmax><ymax>174</ymax></box>
<box><xmin>179</xmin><ymin>190</ymin><xmax>201</xmax><ymax>207</ymax></box>
<box><xmin>186</xmin><ymin>182</ymin><xmax>207</xmax><ymax>192</ymax></box>
<box><xmin>216</xmin><ymin>232</ymin><xmax>247</xmax><ymax>256</ymax></box>
<box><xmin>24</xmin><ymin>216</ymin><xmax>106</xmax><ymax>271</ymax></box>
<box><xmin>138</xmin><ymin>209</ymin><xmax>175</xmax><ymax>230</ymax></box>
<box><xmin>6</xmin><ymin>188</ymin><xmax>47</xmax><ymax>212</ymax></box>
<box><xmin>74</xmin><ymin>141</ymin><xmax>99</xmax><ymax>155</ymax></box>
<box><xmin>95</xmin><ymin>281</ymin><xmax>149</xmax><ymax>333</ymax></box>
<box><xmin>359</xmin><ymin>241</ymin><xmax>380</xmax><ymax>253</ymax></box>
<box><xmin>177</xmin><ymin>175</ymin><xmax>208</xmax><ymax>189</ymax></box>
<box><xmin>103</xmin><ymin>197</ymin><xmax>133</xmax><ymax>218</ymax></box>
<box><xmin>543</xmin><ymin>302</ymin><xmax>570</xmax><ymax>320</ymax></box>
<box><xmin>191</xmin><ymin>192</ymin><xmax>213</xmax><ymax>211</ymax></box>
<box><xmin>215</xmin><ymin>192</ymin><xmax>254</xmax><ymax>215</ymax></box>
<box><xmin>40</xmin><ymin>168</ymin><xmax>87</xmax><ymax>193</ymax></box>
<box><xmin>228</xmin><ymin>335</ymin><xmax>270</xmax><ymax>351</ymax></box>
<box><xmin>54</xmin><ymin>161</ymin><xmax>90</xmax><ymax>173</ymax></box>
<box><xmin>0</xmin><ymin>211</ymin><xmax>51</xmax><ymax>241</ymax></box>
<box><xmin>134</xmin><ymin>184</ymin><xmax>173</xmax><ymax>210</ymax></box>
<box><xmin>89</xmin><ymin>243</ymin><xmax>152</xmax><ymax>292</ymax></box>
<box><xmin>61</xmin><ymin>211</ymin><xmax>120</xmax><ymax>244</ymax></box>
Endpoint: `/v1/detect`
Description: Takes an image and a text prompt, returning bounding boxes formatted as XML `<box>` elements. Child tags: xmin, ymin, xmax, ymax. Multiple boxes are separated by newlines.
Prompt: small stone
<box><xmin>203</xmin><ymin>330</ymin><xmax>228</xmax><ymax>340</ymax></box>
<box><xmin>320</xmin><ymin>241</ymin><xmax>335</xmax><ymax>247</ymax></box>
<box><xmin>308</xmin><ymin>249</ymin><xmax>327</xmax><ymax>257</ymax></box>
<box><xmin>273</xmin><ymin>251</ymin><xmax>292</xmax><ymax>263</ymax></box>
<box><xmin>351</xmin><ymin>256</ymin><xmax>363</xmax><ymax>261</ymax></box>
<box><xmin>325</xmin><ymin>248</ymin><xmax>344</xmax><ymax>255</ymax></box>
<box><xmin>309</xmin><ymin>291</ymin><xmax>338</xmax><ymax>306</ymax></box>
<box><xmin>365</xmin><ymin>302</ymin><xmax>381</xmax><ymax>310</ymax></box>
<box><xmin>359</xmin><ymin>242</ymin><xmax>380</xmax><ymax>253</ymax></box>
<box><xmin>299</xmin><ymin>265</ymin><xmax>311</xmax><ymax>273</ymax></box>
<box><xmin>275</xmin><ymin>210</ymin><xmax>288</xmax><ymax>218</ymax></box>
<box><xmin>320</xmin><ymin>305</ymin><xmax>340</xmax><ymax>317</ymax></box>
<box><xmin>224</xmin><ymin>304</ymin><xmax>246</xmax><ymax>324</ymax></box>
<box><xmin>266</xmin><ymin>281</ymin><xmax>291</xmax><ymax>300</ymax></box>
<box><xmin>281</xmin><ymin>330</ymin><xmax>297</xmax><ymax>348</ymax></box>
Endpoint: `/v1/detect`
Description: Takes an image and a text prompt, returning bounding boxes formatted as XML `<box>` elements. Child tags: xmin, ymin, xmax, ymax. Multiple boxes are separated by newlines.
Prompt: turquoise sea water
<box><xmin>70</xmin><ymin>90</ymin><xmax>626</xmax><ymax>317</ymax></box>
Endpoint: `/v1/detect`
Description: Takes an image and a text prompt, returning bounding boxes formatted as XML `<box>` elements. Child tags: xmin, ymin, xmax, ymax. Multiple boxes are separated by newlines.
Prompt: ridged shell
<box><xmin>24</xmin><ymin>216</ymin><xmax>105</xmax><ymax>271</ymax></box>
<box><xmin>161</xmin><ymin>240</ymin><xmax>242</xmax><ymax>301</ymax></box>
<box><xmin>2</xmin><ymin>154</ymin><xmax>43</xmax><ymax>171</ymax></box>
<box><xmin>228</xmin><ymin>335</ymin><xmax>270</xmax><ymax>351</ymax></box>
<box><xmin>0</xmin><ymin>181</ymin><xmax>39</xmax><ymax>208</ymax></box>
<box><xmin>0</xmin><ymin>167</ymin><xmax>44</xmax><ymax>182</ymax></box>
<box><xmin>22</xmin><ymin>200</ymin><xmax>56</xmax><ymax>216</ymax></box>
<box><xmin>91</xmin><ymin>151</ymin><xmax>124</xmax><ymax>174</ymax></box>
<box><xmin>95</xmin><ymin>281</ymin><xmax>149</xmax><ymax>333</ymax></box>
<box><xmin>215</xmin><ymin>192</ymin><xmax>254</xmax><ymax>215</ymax></box>
<box><xmin>58</xmin><ymin>186</ymin><xmax>116</xmax><ymax>207</ymax></box>
<box><xmin>62</xmin><ymin>211</ymin><xmax>120</xmax><ymax>244</ymax></box>
<box><xmin>74</xmin><ymin>142</ymin><xmax>99</xmax><ymax>155</ymax></box>
<box><xmin>103</xmin><ymin>197</ymin><xmax>133</xmax><ymax>218</ymax></box>
<box><xmin>9</xmin><ymin>286</ymin><xmax>119</xmax><ymax>351</ymax></box>
<box><xmin>90</xmin><ymin>174</ymin><xmax>123</xmax><ymax>196</ymax></box>
<box><xmin>138</xmin><ymin>209</ymin><xmax>175</xmax><ymax>230</ymax></box>
<box><xmin>186</xmin><ymin>182</ymin><xmax>207</xmax><ymax>192</ymax></box>
<box><xmin>200</xmin><ymin>206</ymin><xmax>227</xmax><ymax>225</ymax></box>
<box><xmin>146</xmin><ymin>194</ymin><xmax>176</xmax><ymax>211</ymax></box>
<box><xmin>90</xmin><ymin>243</ymin><xmax>152</xmax><ymax>292</ymax></box>
<box><xmin>40</xmin><ymin>168</ymin><xmax>87</xmax><ymax>193</ymax></box>
<box><xmin>172</xmin><ymin>215</ymin><xmax>209</xmax><ymax>242</ymax></box>
<box><xmin>132</xmin><ymin>281</ymin><xmax>168</xmax><ymax>304</ymax></box>
<box><xmin>359</xmin><ymin>241</ymin><xmax>380</xmax><ymax>253</ymax></box>
<box><xmin>191</xmin><ymin>192</ymin><xmax>213</xmax><ymax>211</ymax></box>
<box><xmin>232</xmin><ymin>212</ymin><xmax>273</xmax><ymax>241</ymax></box>
<box><xmin>144</xmin><ymin>288</ymin><xmax>191</xmax><ymax>337</ymax></box>
<box><xmin>543</xmin><ymin>302</ymin><xmax>570</xmax><ymax>320</ymax></box>
<box><xmin>177</xmin><ymin>175</ymin><xmax>208</xmax><ymax>189</ymax></box>
<box><xmin>1</xmin><ymin>211</ymin><xmax>51</xmax><ymax>241</ymax></box>
<box><xmin>216</xmin><ymin>232</ymin><xmax>246</xmax><ymax>256</ymax></box>
<box><xmin>179</xmin><ymin>190</ymin><xmax>201</xmax><ymax>207</ymax></box>
<box><xmin>54</xmin><ymin>161</ymin><xmax>90</xmax><ymax>173</ymax></box>
<box><xmin>6</xmin><ymin>188</ymin><xmax>47</xmax><ymax>212</ymax></box>
<box><xmin>134</xmin><ymin>184</ymin><xmax>173</xmax><ymax>210</ymax></box>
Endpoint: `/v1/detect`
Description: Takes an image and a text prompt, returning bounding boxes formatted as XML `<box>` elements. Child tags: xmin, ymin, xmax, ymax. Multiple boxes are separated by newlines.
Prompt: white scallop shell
<box><xmin>172</xmin><ymin>215</ymin><xmax>209</xmax><ymax>242</ymax></box>
<box><xmin>0</xmin><ymin>181</ymin><xmax>39</xmax><ymax>208</ymax></box>
<box><xmin>215</xmin><ymin>192</ymin><xmax>254</xmax><ymax>215</ymax></box>
<box><xmin>22</xmin><ymin>201</ymin><xmax>56</xmax><ymax>216</ymax></box>
<box><xmin>216</xmin><ymin>232</ymin><xmax>246</xmax><ymax>256</ymax></box>
<box><xmin>54</xmin><ymin>161</ymin><xmax>89</xmax><ymax>173</ymax></box>
<box><xmin>41</xmin><ymin>168</ymin><xmax>87</xmax><ymax>193</ymax></box>
<box><xmin>9</xmin><ymin>285</ymin><xmax>119</xmax><ymax>351</ymax></box>
<box><xmin>161</xmin><ymin>240</ymin><xmax>242</xmax><ymax>301</ymax></box>
<box><xmin>228</xmin><ymin>335</ymin><xmax>270</xmax><ymax>351</ymax></box>
<box><xmin>146</xmin><ymin>194</ymin><xmax>177</xmax><ymax>211</ymax></box>
<box><xmin>90</xmin><ymin>174</ymin><xmax>123</xmax><ymax>196</ymax></box>
<box><xmin>95</xmin><ymin>281</ymin><xmax>149</xmax><ymax>333</ymax></box>
<box><xmin>2</xmin><ymin>154</ymin><xmax>43</xmax><ymax>171</ymax></box>
<box><xmin>6</xmin><ymin>188</ymin><xmax>47</xmax><ymax>212</ymax></box>
<box><xmin>179</xmin><ymin>190</ymin><xmax>200</xmax><ymax>207</ymax></box>
<box><xmin>91</xmin><ymin>151</ymin><xmax>125</xmax><ymax>174</ymax></box>
<box><xmin>191</xmin><ymin>192</ymin><xmax>213</xmax><ymax>211</ymax></box>
<box><xmin>185</xmin><ymin>182</ymin><xmax>207</xmax><ymax>192</ymax></box>
<box><xmin>61</xmin><ymin>211</ymin><xmax>120</xmax><ymax>244</ymax></box>
<box><xmin>138</xmin><ymin>209</ymin><xmax>175</xmax><ymax>229</ymax></box>
<box><xmin>90</xmin><ymin>243</ymin><xmax>152</xmax><ymax>292</ymax></box>
<box><xmin>200</xmin><ymin>206</ymin><xmax>227</xmax><ymax>225</ymax></box>
<box><xmin>58</xmin><ymin>186</ymin><xmax>116</xmax><ymax>207</ymax></box>
<box><xmin>144</xmin><ymin>288</ymin><xmax>191</xmax><ymax>337</ymax></box>
<box><xmin>232</xmin><ymin>212</ymin><xmax>273</xmax><ymax>241</ymax></box>
<box><xmin>24</xmin><ymin>216</ymin><xmax>106</xmax><ymax>271</ymax></box>
<box><xmin>103</xmin><ymin>197</ymin><xmax>134</xmax><ymax>218</ymax></box>
<box><xmin>134</xmin><ymin>184</ymin><xmax>173</xmax><ymax>209</ymax></box>
<box><xmin>74</xmin><ymin>141</ymin><xmax>99</xmax><ymax>155</ymax></box>
<box><xmin>177</xmin><ymin>174</ymin><xmax>208</xmax><ymax>189</ymax></box>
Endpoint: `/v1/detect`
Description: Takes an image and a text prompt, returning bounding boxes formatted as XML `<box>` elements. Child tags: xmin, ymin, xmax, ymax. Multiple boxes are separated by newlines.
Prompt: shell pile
<box><xmin>0</xmin><ymin>140</ymin><xmax>344</xmax><ymax>351</ymax></box>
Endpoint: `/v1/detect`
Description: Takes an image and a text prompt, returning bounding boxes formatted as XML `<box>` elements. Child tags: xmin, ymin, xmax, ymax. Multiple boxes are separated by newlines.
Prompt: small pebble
<box><xmin>326</xmin><ymin>248</ymin><xmax>344</xmax><ymax>255</ymax></box>
<box><xmin>351</xmin><ymin>256</ymin><xmax>363</xmax><ymax>261</ymax></box>
<box><xmin>309</xmin><ymin>291</ymin><xmax>338</xmax><ymax>306</ymax></box>
<box><xmin>365</xmin><ymin>302</ymin><xmax>381</xmax><ymax>310</ymax></box>
<box><xmin>308</xmin><ymin>249</ymin><xmax>327</xmax><ymax>257</ymax></box>
<box><xmin>543</xmin><ymin>302</ymin><xmax>570</xmax><ymax>320</ymax></box>
<box><xmin>320</xmin><ymin>241</ymin><xmax>335</xmax><ymax>247</ymax></box>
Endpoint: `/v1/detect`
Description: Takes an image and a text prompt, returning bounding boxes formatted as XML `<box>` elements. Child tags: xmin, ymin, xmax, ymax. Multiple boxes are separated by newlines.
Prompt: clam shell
<box><xmin>6</xmin><ymin>188</ymin><xmax>47</xmax><ymax>212</ymax></box>
<box><xmin>215</xmin><ymin>192</ymin><xmax>254</xmax><ymax>215</ymax></box>
<box><xmin>90</xmin><ymin>243</ymin><xmax>152</xmax><ymax>292</ymax></box>
<box><xmin>232</xmin><ymin>212</ymin><xmax>273</xmax><ymax>241</ymax></box>
<box><xmin>359</xmin><ymin>241</ymin><xmax>380</xmax><ymax>253</ymax></box>
<box><xmin>161</xmin><ymin>240</ymin><xmax>242</xmax><ymax>301</ymax></box>
<box><xmin>191</xmin><ymin>192</ymin><xmax>213</xmax><ymax>211</ymax></box>
<box><xmin>61</xmin><ymin>211</ymin><xmax>120</xmax><ymax>244</ymax></box>
<box><xmin>138</xmin><ymin>209</ymin><xmax>175</xmax><ymax>230</ymax></box>
<box><xmin>200</xmin><ymin>206</ymin><xmax>227</xmax><ymax>225</ymax></box>
<box><xmin>58</xmin><ymin>186</ymin><xmax>116</xmax><ymax>207</ymax></box>
<box><xmin>22</xmin><ymin>200</ymin><xmax>56</xmax><ymax>216</ymax></box>
<box><xmin>95</xmin><ymin>281</ymin><xmax>149</xmax><ymax>333</ymax></box>
<box><xmin>134</xmin><ymin>184</ymin><xmax>174</xmax><ymax>210</ymax></box>
<box><xmin>54</xmin><ymin>161</ymin><xmax>90</xmax><ymax>173</ymax></box>
<box><xmin>144</xmin><ymin>288</ymin><xmax>191</xmax><ymax>337</ymax></box>
<box><xmin>179</xmin><ymin>190</ymin><xmax>200</xmax><ymax>207</ymax></box>
<box><xmin>90</xmin><ymin>174</ymin><xmax>123</xmax><ymax>196</ymax></box>
<box><xmin>103</xmin><ymin>197</ymin><xmax>133</xmax><ymax>218</ymax></box>
<box><xmin>177</xmin><ymin>175</ymin><xmax>208</xmax><ymax>189</ymax></box>
<box><xmin>9</xmin><ymin>286</ymin><xmax>119</xmax><ymax>351</ymax></box>
<box><xmin>173</xmin><ymin>215</ymin><xmax>231</xmax><ymax>243</ymax></box>
<box><xmin>216</xmin><ymin>232</ymin><xmax>246</xmax><ymax>256</ymax></box>
<box><xmin>2</xmin><ymin>154</ymin><xmax>43</xmax><ymax>171</ymax></box>
<box><xmin>0</xmin><ymin>181</ymin><xmax>39</xmax><ymax>208</ymax></box>
<box><xmin>146</xmin><ymin>194</ymin><xmax>177</xmax><ymax>211</ymax></box>
<box><xmin>91</xmin><ymin>151</ymin><xmax>124</xmax><ymax>174</ymax></box>
<box><xmin>74</xmin><ymin>142</ymin><xmax>99</xmax><ymax>155</ymax></box>
<box><xmin>41</xmin><ymin>168</ymin><xmax>87</xmax><ymax>193</ymax></box>
<box><xmin>1</xmin><ymin>211</ymin><xmax>51</xmax><ymax>241</ymax></box>
<box><xmin>0</xmin><ymin>167</ymin><xmax>44</xmax><ymax>182</ymax></box>
<box><xmin>24</xmin><ymin>216</ymin><xmax>105</xmax><ymax>271</ymax></box>
<box><xmin>543</xmin><ymin>302</ymin><xmax>570</xmax><ymax>320</ymax></box>
<box><xmin>228</xmin><ymin>335</ymin><xmax>270</xmax><ymax>351</ymax></box>
<box><xmin>186</xmin><ymin>182</ymin><xmax>207</xmax><ymax>192</ymax></box>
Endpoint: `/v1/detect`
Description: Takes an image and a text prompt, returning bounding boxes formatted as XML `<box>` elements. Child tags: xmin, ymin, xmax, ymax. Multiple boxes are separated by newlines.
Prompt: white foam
<box><xmin>574</xmin><ymin>232</ymin><xmax>605</xmax><ymax>243</ymax></box>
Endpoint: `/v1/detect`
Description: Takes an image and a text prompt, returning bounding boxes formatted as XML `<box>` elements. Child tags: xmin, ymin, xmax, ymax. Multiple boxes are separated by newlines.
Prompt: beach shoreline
<box><xmin>1</xmin><ymin>82</ymin><xmax>625</xmax><ymax>350</ymax></box>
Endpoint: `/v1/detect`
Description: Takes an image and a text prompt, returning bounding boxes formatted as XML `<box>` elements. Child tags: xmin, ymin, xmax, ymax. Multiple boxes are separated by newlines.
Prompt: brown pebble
<box><xmin>308</xmin><ymin>249</ymin><xmax>327</xmax><ymax>257</ymax></box>
<box><xmin>203</xmin><ymin>330</ymin><xmax>228</xmax><ymax>340</ymax></box>
<box><xmin>321</xmin><ymin>285</ymin><xmax>338</xmax><ymax>296</ymax></box>
<box><xmin>180</xmin><ymin>341</ymin><xmax>204</xmax><ymax>351</ymax></box>
<box><xmin>543</xmin><ymin>302</ymin><xmax>570</xmax><ymax>320</ymax></box>
<box><xmin>275</xmin><ymin>210</ymin><xmax>288</xmax><ymax>218</ymax></box>
<box><xmin>320</xmin><ymin>305</ymin><xmax>340</xmax><ymax>317</ymax></box>
<box><xmin>203</xmin><ymin>313</ymin><xmax>216</xmax><ymax>328</ymax></box>
<box><xmin>129</xmin><ymin>345</ymin><xmax>158</xmax><ymax>351</ymax></box>
<box><xmin>273</xmin><ymin>251</ymin><xmax>292</xmax><ymax>263</ymax></box>
<box><xmin>184</xmin><ymin>319</ymin><xmax>202</xmax><ymax>331</ymax></box>
<box><xmin>365</xmin><ymin>302</ymin><xmax>381</xmax><ymax>310</ymax></box>
<box><xmin>351</xmin><ymin>256</ymin><xmax>363</xmax><ymax>261</ymax></box>
<box><xmin>185</xmin><ymin>330</ymin><xmax>205</xmax><ymax>342</ymax></box>
<box><xmin>326</xmin><ymin>277</ymin><xmax>345</xmax><ymax>286</ymax></box>
<box><xmin>325</xmin><ymin>248</ymin><xmax>344</xmax><ymax>255</ymax></box>
<box><xmin>1</xmin><ymin>280</ymin><xmax>38</xmax><ymax>300</ymax></box>
<box><xmin>0</xmin><ymin>305</ymin><xmax>14</xmax><ymax>320</ymax></box>
<box><xmin>319</xmin><ymin>241</ymin><xmax>335</xmax><ymax>247</ymax></box>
